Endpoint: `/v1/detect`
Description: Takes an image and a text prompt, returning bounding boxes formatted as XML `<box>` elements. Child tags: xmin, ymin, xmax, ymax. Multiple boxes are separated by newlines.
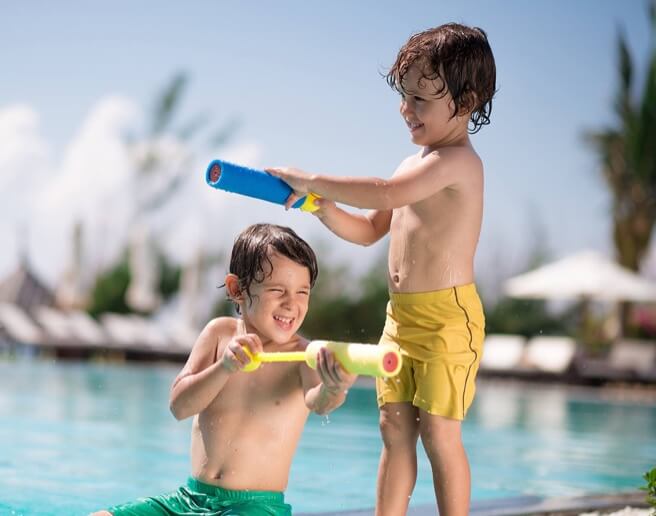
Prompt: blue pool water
<box><xmin>0</xmin><ymin>360</ymin><xmax>654</xmax><ymax>515</ymax></box>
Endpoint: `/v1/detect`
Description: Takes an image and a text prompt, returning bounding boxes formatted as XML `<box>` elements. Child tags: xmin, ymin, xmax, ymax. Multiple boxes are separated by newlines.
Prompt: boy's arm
<box><xmin>300</xmin><ymin>346</ymin><xmax>357</xmax><ymax>416</ymax></box>
<box><xmin>268</xmin><ymin>147</ymin><xmax>480</xmax><ymax>210</ymax></box>
<box><xmin>169</xmin><ymin>318</ymin><xmax>262</xmax><ymax>420</ymax></box>
<box><xmin>313</xmin><ymin>198</ymin><xmax>391</xmax><ymax>246</ymax></box>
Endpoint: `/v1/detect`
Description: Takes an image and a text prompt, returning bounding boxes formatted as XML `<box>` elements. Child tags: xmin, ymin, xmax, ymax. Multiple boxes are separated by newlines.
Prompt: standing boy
<box><xmin>93</xmin><ymin>223</ymin><xmax>355</xmax><ymax>516</ymax></box>
<box><xmin>268</xmin><ymin>23</ymin><xmax>496</xmax><ymax>516</ymax></box>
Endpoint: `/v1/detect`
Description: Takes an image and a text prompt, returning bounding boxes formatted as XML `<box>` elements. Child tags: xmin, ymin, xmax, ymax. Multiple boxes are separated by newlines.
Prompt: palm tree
<box><xmin>585</xmin><ymin>1</ymin><xmax>656</xmax><ymax>333</ymax></box>
<box><xmin>586</xmin><ymin>1</ymin><xmax>656</xmax><ymax>272</ymax></box>
<box><xmin>88</xmin><ymin>72</ymin><xmax>236</xmax><ymax>315</ymax></box>
<box><xmin>131</xmin><ymin>71</ymin><xmax>239</xmax><ymax>214</ymax></box>
<box><xmin>126</xmin><ymin>71</ymin><xmax>237</xmax><ymax>312</ymax></box>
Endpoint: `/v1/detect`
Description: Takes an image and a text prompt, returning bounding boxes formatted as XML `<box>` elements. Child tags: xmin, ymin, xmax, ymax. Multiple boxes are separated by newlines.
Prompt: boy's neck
<box><xmin>424</xmin><ymin>120</ymin><xmax>471</xmax><ymax>153</ymax></box>
<box><xmin>423</xmin><ymin>131</ymin><xmax>471</xmax><ymax>155</ymax></box>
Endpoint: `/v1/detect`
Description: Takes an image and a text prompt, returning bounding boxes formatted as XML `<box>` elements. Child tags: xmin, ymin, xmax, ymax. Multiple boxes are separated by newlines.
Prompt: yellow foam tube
<box><xmin>242</xmin><ymin>341</ymin><xmax>401</xmax><ymax>377</ymax></box>
<box><xmin>299</xmin><ymin>192</ymin><xmax>321</xmax><ymax>213</ymax></box>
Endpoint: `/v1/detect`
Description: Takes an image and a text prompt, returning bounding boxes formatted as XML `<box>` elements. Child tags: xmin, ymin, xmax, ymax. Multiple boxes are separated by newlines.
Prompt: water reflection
<box><xmin>0</xmin><ymin>361</ymin><xmax>654</xmax><ymax>514</ymax></box>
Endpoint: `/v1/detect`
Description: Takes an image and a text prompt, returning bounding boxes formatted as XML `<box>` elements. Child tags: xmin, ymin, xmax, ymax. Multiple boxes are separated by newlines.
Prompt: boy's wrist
<box><xmin>321</xmin><ymin>383</ymin><xmax>343</xmax><ymax>396</ymax></box>
<box><xmin>307</xmin><ymin>173</ymin><xmax>320</xmax><ymax>190</ymax></box>
<box><xmin>218</xmin><ymin>357</ymin><xmax>236</xmax><ymax>374</ymax></box>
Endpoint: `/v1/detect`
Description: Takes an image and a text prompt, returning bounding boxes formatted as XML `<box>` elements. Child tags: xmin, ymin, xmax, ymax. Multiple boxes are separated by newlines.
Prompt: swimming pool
<box><xmin>0</xmin><ymin>359</ymin><xmax>654</xmax><ymax>515</ymax></box>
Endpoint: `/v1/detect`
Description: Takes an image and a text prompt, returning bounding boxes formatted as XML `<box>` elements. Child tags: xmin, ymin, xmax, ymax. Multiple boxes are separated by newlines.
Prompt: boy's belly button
<box><xmin>393</xmin><ymin>274</ymin><xmax>400</xmax><ymax>283</ymax></box>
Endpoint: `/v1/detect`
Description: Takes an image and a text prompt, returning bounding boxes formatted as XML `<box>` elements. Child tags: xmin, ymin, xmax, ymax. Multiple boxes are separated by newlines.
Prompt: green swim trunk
<box><xmin>108</xmin><ymin>477</ymin><xmax>292</xmax><ymax>515</ymax></box>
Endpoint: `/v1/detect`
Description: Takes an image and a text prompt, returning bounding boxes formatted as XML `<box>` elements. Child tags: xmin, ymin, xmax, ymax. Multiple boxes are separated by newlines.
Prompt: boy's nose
<box><xmin>400</xmin><ymin>99</ymin><xmax>412</xmax><ymax>116</ymax></box>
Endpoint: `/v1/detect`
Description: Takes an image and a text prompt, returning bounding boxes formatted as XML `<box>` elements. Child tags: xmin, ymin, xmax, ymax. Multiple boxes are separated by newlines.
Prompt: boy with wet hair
<box><xmin>93</xmin><ymin>223</ymin><xmax>355</xmax><ymax>516</ymax></box>
<box><xmin>268</xmin><ymin>23</ymin><xmax>496</xmax><ymax>516</ymax></box>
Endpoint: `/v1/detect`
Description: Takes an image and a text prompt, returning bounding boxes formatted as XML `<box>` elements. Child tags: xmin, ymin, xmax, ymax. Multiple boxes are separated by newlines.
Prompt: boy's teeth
<box><xmin>274</xmin><ymin>315</ymin><xmax>292</xmax><ymax>324</ymax></box>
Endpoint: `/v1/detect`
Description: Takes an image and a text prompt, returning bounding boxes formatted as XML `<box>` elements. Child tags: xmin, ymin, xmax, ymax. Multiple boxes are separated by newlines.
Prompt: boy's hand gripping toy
<box><xmin>242</xmin><ymin>341</ymin><xmax>402</xmax><ymax>378</ymax></box>
<box><xmin>206</xmin><ymin>159</ymin><xmax>320</xmax><ymax>212</ymax></box>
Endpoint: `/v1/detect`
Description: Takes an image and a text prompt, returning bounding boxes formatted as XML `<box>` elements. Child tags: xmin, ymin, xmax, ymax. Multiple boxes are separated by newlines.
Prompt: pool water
<box><xmin>0</xmin><ymin>360</ymin><xmax>654</xmax><ymax>515</ymax></box>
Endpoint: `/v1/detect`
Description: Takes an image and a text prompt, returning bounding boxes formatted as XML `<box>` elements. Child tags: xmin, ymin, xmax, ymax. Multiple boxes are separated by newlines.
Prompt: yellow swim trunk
<box><xmin>376</xmin><ymin>283</ymin><xmax>485</xmax><ymax>420</ymax></box>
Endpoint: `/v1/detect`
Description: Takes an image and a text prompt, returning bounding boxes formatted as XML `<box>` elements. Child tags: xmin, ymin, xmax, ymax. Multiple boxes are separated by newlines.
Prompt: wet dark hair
<box><xmin>386</xmin><ymin>23</ymin><xmax>496</xmax><ymax>134</ymax></box>
<box><xmin>227</xmin><ymin>223</ymin><xmax>318</xmax><ymax>307</ymax></box>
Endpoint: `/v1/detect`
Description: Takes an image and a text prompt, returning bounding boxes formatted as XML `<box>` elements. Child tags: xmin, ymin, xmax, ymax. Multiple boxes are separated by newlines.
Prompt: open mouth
<box><xmin>273</xmin><ymin>315</ymin><xmax>294</xmax><ymax>331</ymax></box>
<box><xmin>406</xmin><ymin>120</ymin><xmax>424</xmax><ymax>132</ymax></box>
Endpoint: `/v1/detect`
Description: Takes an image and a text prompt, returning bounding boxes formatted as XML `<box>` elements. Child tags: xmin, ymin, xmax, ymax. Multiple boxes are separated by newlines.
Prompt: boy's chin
<box><xmin>410</xmin><ymin>133</ymin><xmax>425</xmax><ymax>145</ymax></box>
<box><xmin>266</xmin><ymin>328</ymin><xmax>298</xmax><ymax>344</ymax></box>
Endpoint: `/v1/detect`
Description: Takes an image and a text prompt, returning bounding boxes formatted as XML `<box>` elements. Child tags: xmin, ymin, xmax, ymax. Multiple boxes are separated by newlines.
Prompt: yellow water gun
<box><xmin>242</xmin><ymin>341</ymin><xmax>401</xmax><ymax>378</ymax></box>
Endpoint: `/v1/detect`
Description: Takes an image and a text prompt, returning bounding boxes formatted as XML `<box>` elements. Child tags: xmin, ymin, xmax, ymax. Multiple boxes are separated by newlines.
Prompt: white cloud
<box><xmin>0</xmin><ymin>104</ymin><xmax>52</xmax><ymax>280</ymax></box>
<box><xmin>0</xmin><ymin>104</ymin><xmax>51</xmax><ymax>192</ymax></box>
<box><xmin>0</xmin><ymin>98</ymin><xmax>380</xmax><ymax>299</ymax></box>
<box><xmin>28</xmin><ymin>96</ymin><xmax>140</xmax><ymax>285</ymax></box>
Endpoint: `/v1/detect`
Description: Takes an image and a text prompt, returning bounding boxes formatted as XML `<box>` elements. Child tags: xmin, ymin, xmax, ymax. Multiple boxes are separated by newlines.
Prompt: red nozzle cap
<box><xmin>209</xmin><ymin>164</ymin><xmax>222</xmax><ymax>184</ymax></box>
<box><xmin>383</xmin><ymin>351</ymin><xmax>399</xmax><ymax>373</ymax></box>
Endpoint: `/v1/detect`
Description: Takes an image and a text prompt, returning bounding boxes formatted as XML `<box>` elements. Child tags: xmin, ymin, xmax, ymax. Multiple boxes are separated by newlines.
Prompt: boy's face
<box><xmin>238</xmin><ymin>252</ymin><xmax>311</xmax><ymax>345</ymax></box>
<box><xmin>398</xmin><ymin>62</ymin><xmax>466</xmax><ymax>147</ymax></box>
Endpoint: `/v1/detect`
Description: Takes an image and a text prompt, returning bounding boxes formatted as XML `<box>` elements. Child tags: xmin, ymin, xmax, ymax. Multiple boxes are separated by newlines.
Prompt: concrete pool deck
<box><xmin>299</xmin><ymin>490</ymin><xmax>649</xmax><ymax>515</ymax></box>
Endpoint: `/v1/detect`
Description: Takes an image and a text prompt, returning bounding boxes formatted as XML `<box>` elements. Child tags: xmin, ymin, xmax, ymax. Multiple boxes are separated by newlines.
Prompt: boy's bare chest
<box><xmin>211</xmin><ymin>363</ymin><xmax>303</xmax><ymax>411</ymax></box>
<box><xmin>391</xmin><ymin>189</ymin><xmax>456</xmax><ymax>230</ymax></box>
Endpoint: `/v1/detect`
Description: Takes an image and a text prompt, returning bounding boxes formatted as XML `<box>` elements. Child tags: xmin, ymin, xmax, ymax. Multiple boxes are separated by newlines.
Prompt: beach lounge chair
<box><xmin>101</xmin><ymin>313</ymin><xmax>180</xmax><ymax>359</ymax></box>
<box><xmin>101</xmin><ymin>313</ymin><xmax>144</xmax><ymax>350</ymax></box>
<box><xmin>0</xmin><ymin>302</ymin><xmax>43</xmax><ymax>345</ymax></box>
<box><xmin>480</xmin><ymin>334</ymin><xmax>526</xmax><ymax>372</ymax></box>
<box><xmin>577</xmin><ymin>339</ymin><xmax>656</xmax><ymax>383</ymax></box>
<box><xmin>33</xmin><ymin>306</ymin><xmax>78</xmax><ymax>345</ymax></box>
<box><xmin>67</xmin><ymin>310</ymin><xmax>109</xmax><ymax>348</ymax></box>
<box><xmin>524</xmin><ymin>336</ymin><xmax>577</xmax><ymax>374</ymax></box>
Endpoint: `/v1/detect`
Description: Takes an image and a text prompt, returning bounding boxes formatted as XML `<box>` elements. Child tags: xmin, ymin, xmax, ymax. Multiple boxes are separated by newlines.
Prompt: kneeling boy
<box><xmin>93</xmin><ymin>223</ymin><xmax>356</xmax><ymax>516</ymax></box>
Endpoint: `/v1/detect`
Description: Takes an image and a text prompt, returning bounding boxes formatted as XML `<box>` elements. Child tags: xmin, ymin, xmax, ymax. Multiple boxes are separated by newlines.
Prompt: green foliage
<box><xmin>158</xmin><ymin>255</ymin><xmax>181</xmax><ymax>299</ymax></box>
<box><xmin>212</xmin><ymin>296</ymin><xmax>236</xmax><ymax>318</ymax></box>
<box><xmin>301</xmin><ymin>256</ymin><xmax>389</xmax><ymax>343</ymax></box>
<box><xmin>640</xmin><ymin>466</ymin><xmax>656</xmax><ymax>511</ymax></box>
<box><xmin>87</xmin><ymin>249</ymin><xmax>181</xmax><ymax>318</ymax></box>
<box><xmin>87</xmin><ymin>254</ymin><xmax>131</xmax><ymax>318</ymax></box>
<box><xmin>484</xmin><ymin>297</ymin><xmax>575</xmax><ymax>338</ymax></box>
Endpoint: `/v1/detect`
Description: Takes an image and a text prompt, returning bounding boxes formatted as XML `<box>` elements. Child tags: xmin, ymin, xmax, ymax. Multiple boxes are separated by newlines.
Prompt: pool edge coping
<box><xmin>297</xmin><ymin>490</ymin><xmax>649</xmax><ymax>515</ymax></box>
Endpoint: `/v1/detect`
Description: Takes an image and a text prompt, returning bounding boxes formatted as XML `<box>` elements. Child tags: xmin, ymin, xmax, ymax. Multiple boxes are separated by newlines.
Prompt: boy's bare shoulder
<box><xmin>202</xmin><ymin>316</ymin><xmax>239</xmax><ymax>340</ymax></box>
<box><xmin>427</xmin><ymin>145</ymin><xmax>482</xmax><ymax>174</ymax></box>
<box><xmin>398</xmin><ymin>146</ymin><xmax>481</xmax><ymax>174</ymax></box>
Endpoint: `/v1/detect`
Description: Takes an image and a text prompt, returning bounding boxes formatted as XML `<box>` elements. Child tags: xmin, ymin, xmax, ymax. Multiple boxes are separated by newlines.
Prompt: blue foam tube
<box><xmin>205</xmin><ymin>160</ymin><xmax>317</xmax><ymax>211</ymax></box>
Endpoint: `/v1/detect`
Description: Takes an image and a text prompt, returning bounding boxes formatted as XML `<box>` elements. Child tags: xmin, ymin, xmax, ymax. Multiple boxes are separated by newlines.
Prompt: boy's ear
<box><xmin>224</xmin><ymin>274</ymin><xmax>244</xmax><ymax>301</ymax></box>
<box><xmin>456</xmin><ymin>90</ymin><xmax>478</xmax><ymax>118</ymax></box>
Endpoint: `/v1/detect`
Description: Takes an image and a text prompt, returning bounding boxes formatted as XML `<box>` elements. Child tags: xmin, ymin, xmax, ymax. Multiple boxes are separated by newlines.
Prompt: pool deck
<box><xmin>298</xmin><ymin>491</ymin><xmax>648</xmax><ymax>515</ymax></box>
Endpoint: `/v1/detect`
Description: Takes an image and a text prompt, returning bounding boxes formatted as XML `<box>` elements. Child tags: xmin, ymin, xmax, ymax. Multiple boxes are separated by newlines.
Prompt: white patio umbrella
<box><xmin>504</xmin><ymin>251</ymin><xmax>656</xmax><ymax>302</ymax></box>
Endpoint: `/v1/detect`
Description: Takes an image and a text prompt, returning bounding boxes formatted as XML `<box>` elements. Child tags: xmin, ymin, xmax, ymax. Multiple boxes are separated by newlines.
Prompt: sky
<box><xmin>0</xmin><ymin>1</ymin><xmax>653</xmax><ymax>299</ymax></box>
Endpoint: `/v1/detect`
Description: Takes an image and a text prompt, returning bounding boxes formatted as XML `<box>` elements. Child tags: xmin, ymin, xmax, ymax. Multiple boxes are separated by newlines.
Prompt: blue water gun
<box><xmin>205</xmin><ymin>160</ymin><xmax>319</xmax><ymax>212</ymax></box>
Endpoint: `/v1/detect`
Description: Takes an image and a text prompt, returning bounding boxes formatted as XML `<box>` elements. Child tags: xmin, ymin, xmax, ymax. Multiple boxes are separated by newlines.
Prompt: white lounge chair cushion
<box><xmin>525</xmin><ymin>336</ymin><xmax>576</xmax><ymax>373</ymax></box>
<box><xmin>481</xmin><ymin>334</ymin><xmax>526</xmax><ymax>370</ymax></box>
<box><xmin>609</xmin><ymin>340</ymin><xmax>656</xmax><ymax>375</ymax></box>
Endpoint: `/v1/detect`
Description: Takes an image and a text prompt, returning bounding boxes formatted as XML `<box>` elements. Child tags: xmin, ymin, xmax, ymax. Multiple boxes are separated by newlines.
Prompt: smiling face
<box><xmin>399</xmin><ymin>62</ymin><xmax>469</xmax><ymax>148</ymax></box>
<box><xmin>230</xmin><ymin>251</ymin><xmax>312</xmax><ymax>345</ymax></box>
